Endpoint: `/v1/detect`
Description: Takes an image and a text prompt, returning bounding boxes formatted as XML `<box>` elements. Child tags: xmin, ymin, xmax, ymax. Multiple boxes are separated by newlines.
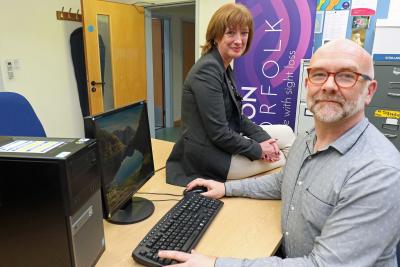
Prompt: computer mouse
<box><xmin>183</xmin><ymin>186</ymin><xmax>208</xmax><ymax>195</ymax></box>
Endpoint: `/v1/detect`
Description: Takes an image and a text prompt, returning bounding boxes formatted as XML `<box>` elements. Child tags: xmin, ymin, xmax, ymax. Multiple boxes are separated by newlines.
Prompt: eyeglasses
<box><xmin>307</xmin><ymin>68</ymin><xmax>372</xmax><ymax>88</ymax></box>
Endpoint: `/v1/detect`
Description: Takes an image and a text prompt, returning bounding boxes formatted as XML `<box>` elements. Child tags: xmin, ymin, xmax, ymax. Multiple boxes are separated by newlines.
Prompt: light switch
<box><xmin>6</xmin><ymin>60</ymin><xmax>14</xmax><ymax>80</ymax></box>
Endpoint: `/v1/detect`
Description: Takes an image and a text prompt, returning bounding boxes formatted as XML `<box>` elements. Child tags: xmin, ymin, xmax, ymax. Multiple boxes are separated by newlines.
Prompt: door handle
<box><xmin>389</xmin><ymin>82</ymin><xmax>400</xmax><ymax>89</ymax></box>
<box><xmin>387</xmin><ymin>92</ymin><xmax>400</xmax><ymax>97</ymax></box>
<box><xmin>91</xmin><ymin>81</ymin><xmax>105</xmax><ymax>86</ymax></box>
<box><xmin>384</xmin><ymin>133</ymin><xmax>398</xmax><ymax>139</ymax></box>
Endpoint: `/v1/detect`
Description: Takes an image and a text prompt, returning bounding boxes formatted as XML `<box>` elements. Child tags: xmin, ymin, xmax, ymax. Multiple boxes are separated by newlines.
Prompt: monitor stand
<box><xmin>107</xmin><ymin>196</ymin><xmax>155</xmax><ymax>225</ymax></box>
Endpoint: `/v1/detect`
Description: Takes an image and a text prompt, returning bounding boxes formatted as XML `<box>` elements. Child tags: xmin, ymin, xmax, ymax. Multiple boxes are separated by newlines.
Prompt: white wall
<box><xmin>372</xmin><ymin>0</ymin><xmax>400</xmax><ymax>54</ymax></box>
<box><xmin>380</xmin><ymin>0</ymin><xmax>400</xmax><ymax>26</ymax></box>
<box><xmin>0</xmin><ymin>0</ymin><xmax>84</xmax><ymax>138</ymax></box>
<box><xmin>0</xmin><ymin>63</ymin><xmax>4</xmax><ymax>91</ymax></box>
<box><xmin>195</xmin><ymin>0</ymin><xmax>232</xmax><ymax>60</ymax></box>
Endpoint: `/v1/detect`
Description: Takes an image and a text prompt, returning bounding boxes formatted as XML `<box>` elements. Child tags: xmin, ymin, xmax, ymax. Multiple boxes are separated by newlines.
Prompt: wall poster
<box><xmin>235</xmin><ymin>0</ymin><xmax>316</xmax><ymax>128</ymax></box>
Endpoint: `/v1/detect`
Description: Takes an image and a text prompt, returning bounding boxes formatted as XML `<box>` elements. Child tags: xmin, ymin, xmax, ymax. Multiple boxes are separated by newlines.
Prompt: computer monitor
<box><xmin>84</xmin><ymin>101</ymin><xmax>155</xmax><ymax>224</ymax></box>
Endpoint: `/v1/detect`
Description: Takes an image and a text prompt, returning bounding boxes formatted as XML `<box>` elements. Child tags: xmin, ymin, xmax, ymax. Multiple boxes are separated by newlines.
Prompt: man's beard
<box><xmin>307</xmin><ymin>90</ymin><xmax>367</xmax><ymax>123</ymax></box>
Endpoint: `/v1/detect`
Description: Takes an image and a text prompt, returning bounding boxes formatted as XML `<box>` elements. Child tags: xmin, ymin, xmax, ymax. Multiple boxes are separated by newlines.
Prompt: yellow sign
<box><xmin>374</xmin><ymin>109</ymin><xmax>400</xmax><ymax>119</ymax></box>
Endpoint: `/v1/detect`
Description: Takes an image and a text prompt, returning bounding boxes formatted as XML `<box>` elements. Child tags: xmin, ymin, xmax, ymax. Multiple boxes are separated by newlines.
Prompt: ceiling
<box><xmin>105</xmin><ymin>0</ymin><xmax>194</xmax><ymax>7</ymax></box>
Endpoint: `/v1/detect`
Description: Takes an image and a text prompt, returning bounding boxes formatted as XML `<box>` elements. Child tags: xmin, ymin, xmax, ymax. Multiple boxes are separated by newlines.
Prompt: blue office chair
<box><xmin>0</xmin><ymin>92</ymin><xmax>46</xmax><ymax>137</ymax></box>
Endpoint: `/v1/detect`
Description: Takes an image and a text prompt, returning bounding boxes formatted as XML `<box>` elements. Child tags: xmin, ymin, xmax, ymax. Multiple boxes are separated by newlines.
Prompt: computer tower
<box><xmin>0</xmin><ymin>136</ymin><xmax>105</xmax><ymax>267</ymax></box>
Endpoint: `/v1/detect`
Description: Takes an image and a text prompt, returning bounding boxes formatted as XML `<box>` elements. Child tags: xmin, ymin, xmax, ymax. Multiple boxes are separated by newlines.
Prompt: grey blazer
<box><xmin>166</xmin><ymin>48</ymin><xmax>270</xmax><ymax>186</ymax></box>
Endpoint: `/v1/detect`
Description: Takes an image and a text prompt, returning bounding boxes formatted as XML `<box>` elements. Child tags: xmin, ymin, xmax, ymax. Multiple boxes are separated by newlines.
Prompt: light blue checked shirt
<box><xmin>217</xmin><ymin>118</ymin><xmax>400</xmax><ymax>267</ymax></box>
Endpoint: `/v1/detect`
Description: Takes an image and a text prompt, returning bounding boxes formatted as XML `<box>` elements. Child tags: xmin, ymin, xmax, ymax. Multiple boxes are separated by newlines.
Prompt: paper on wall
<box><xmin>322</xmin><ymin>10</ymin><xmax>350</xmax><ymax>43</ymax></box>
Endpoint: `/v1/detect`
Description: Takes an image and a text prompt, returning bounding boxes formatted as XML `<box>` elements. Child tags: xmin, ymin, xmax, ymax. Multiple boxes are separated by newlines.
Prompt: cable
<box><xmin>154</xmin><ymin>166</ymin><xmax>166</xmax><ymax>173</ymax></box>
<box><xmin>136</xmin><ymin>191</ymin><xmax>183</xmax><ymax>197</ymax></box>
<box><xmin>151</xmin><ymin>199</ymin><xmax>180</xmax><ymax>202</ymax></box>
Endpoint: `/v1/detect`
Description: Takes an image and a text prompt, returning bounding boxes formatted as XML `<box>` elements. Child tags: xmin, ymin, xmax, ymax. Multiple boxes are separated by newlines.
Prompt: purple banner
<box><xmin>235</xmin><ymin>0</ymin><xmax>316</xmax><ymax>129</ymax></box>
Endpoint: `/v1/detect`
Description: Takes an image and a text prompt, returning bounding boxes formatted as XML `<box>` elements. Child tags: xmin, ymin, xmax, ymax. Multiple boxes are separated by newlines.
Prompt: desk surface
<box><xmin>96</xmin><ymin>139</ymin><xmax>282</xmax><ymax>267</ymax></box>
<box><xmin>151</xmin><ymin>138</ymin><xmax>175</xmax><ymax>172</ymax></box>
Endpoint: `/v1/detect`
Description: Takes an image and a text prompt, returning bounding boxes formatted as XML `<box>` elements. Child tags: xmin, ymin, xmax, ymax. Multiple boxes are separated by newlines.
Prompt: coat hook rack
<box><xmin>56</xmin><ymin>6</ymin><xmax>82</xmax><ymax>22</ymax></box>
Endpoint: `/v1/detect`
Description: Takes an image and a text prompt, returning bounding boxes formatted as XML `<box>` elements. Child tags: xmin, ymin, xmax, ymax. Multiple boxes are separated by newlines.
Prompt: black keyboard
<box><xmin>132</xmin><ymin>192</ymin><xmax>224</xmax><ymax>267</ymax></box>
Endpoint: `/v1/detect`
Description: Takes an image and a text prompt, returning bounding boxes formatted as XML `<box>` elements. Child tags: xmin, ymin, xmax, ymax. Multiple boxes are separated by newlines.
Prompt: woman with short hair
<box><xmin>166</xmin><ymin>3</ymin><xmax>281</xmax><ymax>187</ymax></box>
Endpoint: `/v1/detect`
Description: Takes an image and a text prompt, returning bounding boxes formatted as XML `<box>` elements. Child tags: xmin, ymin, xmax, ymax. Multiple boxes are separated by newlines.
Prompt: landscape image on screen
<box><xmin>95</xmin><ymin>105</ymin><xmax>153</xmax><ymax>213</ymax></box>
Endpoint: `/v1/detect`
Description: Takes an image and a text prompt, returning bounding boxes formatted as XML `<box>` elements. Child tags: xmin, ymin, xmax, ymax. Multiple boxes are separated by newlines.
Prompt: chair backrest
<box><xmin>0</xmin><ymin>92</ymin><xmax>46</xmax><ymax>137</ymax></box>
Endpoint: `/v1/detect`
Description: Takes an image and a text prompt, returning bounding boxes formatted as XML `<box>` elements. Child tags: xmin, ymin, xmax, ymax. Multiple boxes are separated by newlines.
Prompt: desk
<box><xmin>151</xmin><ymin>138</ymin><xmax>175</xmax><ymax>172</ymax></box>
<box><xmin>96</xmin><ymin>139</ymin><xmax>282</xmax><ymax>267</ymax></box>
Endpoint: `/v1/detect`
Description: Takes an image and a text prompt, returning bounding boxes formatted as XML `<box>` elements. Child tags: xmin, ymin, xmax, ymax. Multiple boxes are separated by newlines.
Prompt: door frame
<box><xmin>163</xmin><ymin>18</ymin><xmax>173</xmax><ymax>129</ymax></box>
<box><xmin>145</xmin><ymin>8</ymin><xmax>155</xmax><ymax>137</ymax></box>
<box><xmin>145</xmin><ymin>11</ymin><xmax>173</xmax><ymax>137</ymax></box>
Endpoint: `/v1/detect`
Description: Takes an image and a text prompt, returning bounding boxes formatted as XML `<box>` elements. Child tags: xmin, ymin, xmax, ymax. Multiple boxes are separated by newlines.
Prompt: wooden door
<box><xmin>182</xmin><ymin>21</ymin><xmax>195</xmax><ymax>81</ymax></box>
<box><xmin>81</xmin><ymin>0</ymin><xmax>147</xmax><ymax>115</ymax></box>
<box><xmin>152</xmin><ymin>18</ymin><xmax>164</xmax><ymax>128</ymax></box>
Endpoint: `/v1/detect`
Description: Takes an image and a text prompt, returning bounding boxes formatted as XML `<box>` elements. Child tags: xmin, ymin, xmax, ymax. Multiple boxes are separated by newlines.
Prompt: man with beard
<box><xmin>158</xmin><ymin>39</ymin><xmax>400</xmax><ymax>266</ymax></box>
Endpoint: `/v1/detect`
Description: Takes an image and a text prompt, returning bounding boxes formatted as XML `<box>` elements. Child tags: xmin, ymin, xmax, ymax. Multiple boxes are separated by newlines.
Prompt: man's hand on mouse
<box><xmin>186</xmin><ymin>178</ymin><xmax>225</xmax><ymax>199</ymax></box>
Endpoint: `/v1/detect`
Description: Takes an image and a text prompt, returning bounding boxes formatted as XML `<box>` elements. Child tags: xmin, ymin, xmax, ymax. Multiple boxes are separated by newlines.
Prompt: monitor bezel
<box><xmin>84</xmin><ymin>101</ymin><xmax>155</xmax><ymax>219</ymax></box>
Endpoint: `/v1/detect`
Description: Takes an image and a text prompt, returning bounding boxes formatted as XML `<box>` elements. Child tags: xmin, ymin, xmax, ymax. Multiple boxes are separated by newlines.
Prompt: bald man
<box><xmin>159</xmin><ymin>39</ymin><xmax>400</xmax><ymax>266</ymax></box>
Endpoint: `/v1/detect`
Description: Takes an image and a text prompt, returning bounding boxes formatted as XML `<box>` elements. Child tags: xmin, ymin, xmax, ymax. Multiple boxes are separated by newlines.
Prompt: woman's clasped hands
<box><xmin>260</xmin><ymin>138</ymin><xmax>281</xmax><ymax>162</ymax></box>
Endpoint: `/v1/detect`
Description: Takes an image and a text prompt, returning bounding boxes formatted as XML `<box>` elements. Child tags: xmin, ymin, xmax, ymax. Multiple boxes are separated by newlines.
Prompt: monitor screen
<box><xmin>84</xmin><ymin>101</ymin><xmax>155</xmax><ymax>224</ymax></box>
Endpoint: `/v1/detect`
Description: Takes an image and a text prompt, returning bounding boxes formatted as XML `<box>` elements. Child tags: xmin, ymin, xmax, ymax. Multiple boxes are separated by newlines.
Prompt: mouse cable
<box><xmin>136</xmin><ymin>191</ymin><xmax>183</xmax><ymax>197</ymax></box>
<box><xmin>151</xmin><ymin>199</ymin><xmax>180</xmax><ymax>202</ymax></box>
